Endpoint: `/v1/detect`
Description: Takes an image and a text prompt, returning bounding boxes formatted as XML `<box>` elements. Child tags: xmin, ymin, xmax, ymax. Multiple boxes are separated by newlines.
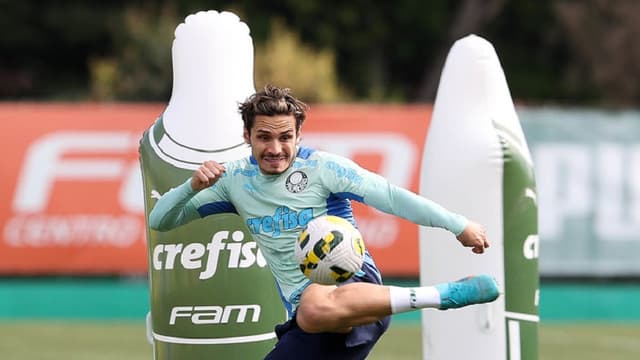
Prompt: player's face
<box><xmin>244</xmin><ymin>114</ymin><xmax>299</xmax><ymax>175</ymax></box>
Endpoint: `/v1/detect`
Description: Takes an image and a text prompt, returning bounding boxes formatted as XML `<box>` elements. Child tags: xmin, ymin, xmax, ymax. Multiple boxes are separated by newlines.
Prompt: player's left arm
<box><xmin>319</xmin><ymin>153</ymin><xmax>487</xmax><ymax>253</ymax></box>
<box><xmin>454</xmin><ymin>220</ymin><xmax>489</xmax><ymax>254</ymax></box>
<box><xmin>364</xmin><ymin>179</ymin><xmax>489</xmax><ymax>253</ymax></box>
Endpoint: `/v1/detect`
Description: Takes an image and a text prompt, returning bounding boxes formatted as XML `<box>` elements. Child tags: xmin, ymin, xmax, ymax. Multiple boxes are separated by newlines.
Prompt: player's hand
<box><xmin>191</xmin><ymin>160</ymin><xmax>226</xmax><ymax>191</ymax></box>
<box><xmin>456</xmin><ymin>220</ymin><xmax>490</xmax><ymax>254</ymax></box>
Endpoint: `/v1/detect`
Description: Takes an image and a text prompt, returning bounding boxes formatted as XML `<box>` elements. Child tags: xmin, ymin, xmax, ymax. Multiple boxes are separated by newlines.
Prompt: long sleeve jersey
<box><xmin>149</xmin><ymin>146</ymin><xmax>467</xmax><ymax>312</ymax></box>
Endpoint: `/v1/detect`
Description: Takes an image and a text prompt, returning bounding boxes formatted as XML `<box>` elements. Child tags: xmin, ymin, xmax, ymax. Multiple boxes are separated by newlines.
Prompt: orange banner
<box><xmin>0</xmin><ymin>103</ymin><xmax>431</xmax><ymax>276</ymax></box>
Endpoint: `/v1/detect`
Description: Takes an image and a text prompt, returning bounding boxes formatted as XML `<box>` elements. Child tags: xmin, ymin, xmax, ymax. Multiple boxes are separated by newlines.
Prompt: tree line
<box><xmin>1</xmin><ymin>0</ymin><xmax>639</xmax><ymax>106</ymax></box>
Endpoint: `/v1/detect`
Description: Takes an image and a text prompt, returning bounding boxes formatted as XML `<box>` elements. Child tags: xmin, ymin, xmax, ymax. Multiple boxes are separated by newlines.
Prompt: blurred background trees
<box><xmin>1</xmin><ymin>0</ymin><xmax>639</xmax><ymax>106</ymax></box>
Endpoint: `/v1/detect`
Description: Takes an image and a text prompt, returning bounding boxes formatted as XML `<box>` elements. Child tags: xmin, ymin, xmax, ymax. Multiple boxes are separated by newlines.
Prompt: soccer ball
<box><xmin>295</xmin><ymin>215</ymin><xmax>366</xmax><ymax>285</ymax></box>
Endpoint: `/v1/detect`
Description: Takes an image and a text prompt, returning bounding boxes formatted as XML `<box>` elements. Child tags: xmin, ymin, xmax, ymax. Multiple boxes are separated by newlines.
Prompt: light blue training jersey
<box><xmin>149</xmin><ymin>146</ymin><xmax>467</xmax><ymax>313</ymax></box>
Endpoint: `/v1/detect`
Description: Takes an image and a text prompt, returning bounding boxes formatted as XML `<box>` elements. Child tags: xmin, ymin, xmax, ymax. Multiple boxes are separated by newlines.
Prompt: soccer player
<box><xmin>149</xmin><ymin>84</ymin><xmax>499</xmax><ymax>359</ymax></box>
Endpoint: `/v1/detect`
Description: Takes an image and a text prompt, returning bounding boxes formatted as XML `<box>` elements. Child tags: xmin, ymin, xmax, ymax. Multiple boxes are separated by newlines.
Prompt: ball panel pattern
<box><xmin>295</xmin><ymin>215</ymin><xmax>365</xmax><ymax>285</ymax></box>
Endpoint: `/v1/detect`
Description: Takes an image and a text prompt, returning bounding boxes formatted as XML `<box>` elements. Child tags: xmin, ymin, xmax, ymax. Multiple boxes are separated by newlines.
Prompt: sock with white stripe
<box><xmin>388</xmin><ymin>286</ymin><xmax>441</xmax><ymax>314</ymax></box>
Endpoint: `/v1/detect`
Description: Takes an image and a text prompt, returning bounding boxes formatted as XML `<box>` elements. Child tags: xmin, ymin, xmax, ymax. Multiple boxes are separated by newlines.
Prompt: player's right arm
<box><xmin>149</xmin><ymin>161</ymin><xmax>226</xmax><ymax>231</ymax></box>
<box><xmin>191</xmin><ymin>160</ymin><xmax>226</xmax><ymax>191</ymax></box>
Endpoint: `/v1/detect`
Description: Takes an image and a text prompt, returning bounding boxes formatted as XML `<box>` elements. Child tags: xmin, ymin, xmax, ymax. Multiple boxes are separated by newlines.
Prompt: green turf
<box><xmin>369</xmin><ymin>323</ymin><xmax>422</xmax><ymax>360</ymax></box>
<box><xmin>1</xmin><ymin>321</ymin><xmax>638</xmax><ymax>359</ymax></box>
<box><xmin>0</xmin><ymin>321</ymin><xmax>150</xmax><ymax>360</ymax></box>
<box><xmin>2</xmin><ymin>279</ymin><xmax>640</xmax><ymax>358</ymax></box>
<box><xmin>539</xmin><ymin>323</ymin><xmax>640</xmax><ymax>360</ymax></box>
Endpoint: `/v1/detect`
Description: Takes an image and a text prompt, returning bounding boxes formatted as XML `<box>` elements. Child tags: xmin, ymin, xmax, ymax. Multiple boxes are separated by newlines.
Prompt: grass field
<box><xmin>1</xmin><ymin>321</ymin><xmax>638</xmax><ymax>359</ymax></box>
<box><xmin>2</xmin><ymin>279</ymin><xmax>640</xmax><ymax>358</ymax></box>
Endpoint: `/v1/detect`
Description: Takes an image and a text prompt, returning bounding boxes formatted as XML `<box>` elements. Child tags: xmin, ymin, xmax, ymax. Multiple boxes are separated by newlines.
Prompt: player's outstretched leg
<box><xmin>295</xmin><ymin>274</ymin><xmax>500</xmax><ymax>333</ymax></box>
<box><xmin>435</xmin><ymin>274</ymin><xmax>499</xmax><ymax>310</ymax></box>
<box><xmin>389</xmin><ymin>274</ymin><xmax>499</xmax><ymax>314</ymax></box>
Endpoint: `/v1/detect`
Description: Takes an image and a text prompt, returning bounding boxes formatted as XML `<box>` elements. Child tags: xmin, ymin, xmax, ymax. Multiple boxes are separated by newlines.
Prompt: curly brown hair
<box><xmin>238</xmin><ymin>84</ymin><xmax>309</xmax><ymax>133</ymax></box>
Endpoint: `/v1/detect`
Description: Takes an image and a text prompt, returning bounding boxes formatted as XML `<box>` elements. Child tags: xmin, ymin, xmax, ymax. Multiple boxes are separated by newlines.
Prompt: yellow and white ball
<box><xmin>295</xmin><ymin>215</ymin><xmax>366</xmax><ymax>285</ymax></box>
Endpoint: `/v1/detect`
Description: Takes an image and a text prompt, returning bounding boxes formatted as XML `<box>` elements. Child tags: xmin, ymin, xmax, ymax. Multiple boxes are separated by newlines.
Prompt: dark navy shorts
<box><xmin>264</xmin><ymin>260</ymin><xmax>391</xmax><ymax>360</ymax></box>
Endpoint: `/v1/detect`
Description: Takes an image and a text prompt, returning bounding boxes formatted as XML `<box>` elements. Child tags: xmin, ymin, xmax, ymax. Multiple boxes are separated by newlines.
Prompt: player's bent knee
<box><xmin>296</xmin><ymin>301</ymin><xmax>330</xmax><ymax>333</ymax></box>
<box><xmin>297</xmin><ymin>300</ymin><xmax>350</xmax><ymax>333</ymax></box>
<box><xmin>297</xmin><ymin>284</ymin><xmax>351</xmax><ymax>333</ymax></box>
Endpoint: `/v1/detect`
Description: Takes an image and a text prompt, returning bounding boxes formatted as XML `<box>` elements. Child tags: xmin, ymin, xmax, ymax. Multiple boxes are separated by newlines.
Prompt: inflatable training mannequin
<box><xmin>419</xmin><ymin>35</ymin><xmax>539</xmax><ymax>360</ymax></box>
<box><xmin>140</xmin><ymin>11</ymin><xmax>286</xmax><ymax>359</ymax></box>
